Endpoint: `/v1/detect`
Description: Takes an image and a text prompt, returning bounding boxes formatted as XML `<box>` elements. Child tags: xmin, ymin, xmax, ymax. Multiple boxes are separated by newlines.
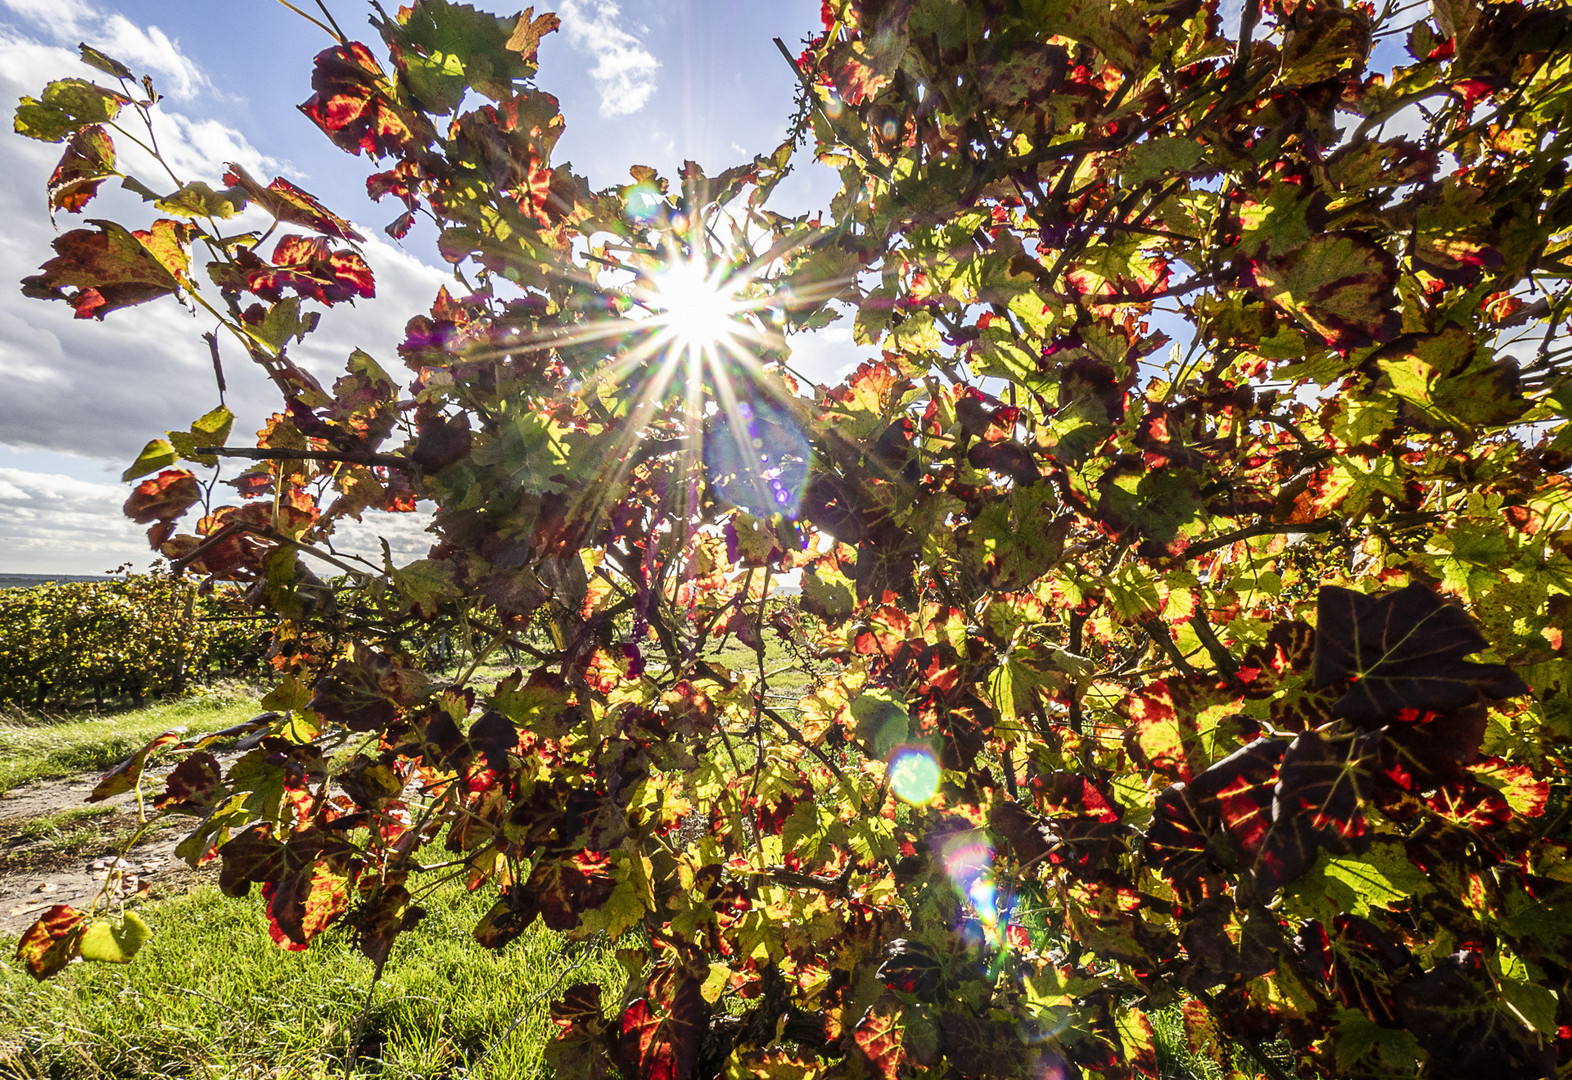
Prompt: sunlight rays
<box><xmin>435</xmin><ymin>215</ymin><xmax>850</xmax><ymax>588</ymax></box>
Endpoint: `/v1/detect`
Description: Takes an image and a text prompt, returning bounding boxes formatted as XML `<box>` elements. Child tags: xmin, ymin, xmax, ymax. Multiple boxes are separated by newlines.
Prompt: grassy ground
<box><xmin>0</xmin><ymin>688</ymin><xmax>263</xmax><ymax>796</ymax></box>
<box><xmin>0</xmin><ymin>878</ymin><xmax>625</xmax><ymax>1079</ymax></box>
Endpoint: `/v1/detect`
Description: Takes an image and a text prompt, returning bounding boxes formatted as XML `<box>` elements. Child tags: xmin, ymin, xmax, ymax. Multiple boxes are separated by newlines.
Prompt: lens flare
<box><xmin>649</xmin><ymin>257</ymin><xmax>743</xmax><ymax>353</ymax></box>
<box><xmin>704</xmin><ymin>395</ymin><xmax>810</xmax><ymax>517</ymax></box>
<box><xmin>938</xmin><ymin>831</ymin><xmax>1003</xmax><ymax>945</ymax></box>
<box><xmin>459</xmin><ymin>207</ymin><xmax>853</xmax><ymax>562</ymax></box>
<box><xmin>625</xmin><ymin>180</ymin><xmax>664</xmax><ymax>223</ymax></box>
<box><xmin>887</xmin><ymin>744</ymin><xmax>941</xmax><ymax>805</ymax></box>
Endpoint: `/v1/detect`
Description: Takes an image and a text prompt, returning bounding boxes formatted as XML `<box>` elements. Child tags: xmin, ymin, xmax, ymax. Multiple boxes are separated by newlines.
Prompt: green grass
<box><xmin>0</xmin><ymin>689</ymin><xmax>264</xmax><ymax>795</ymax></box>
<box><xmin>0</xmin><ymin>878</ymin><xmax>624</xmax><ymax>1079</ymax></box>
<box><xmin>4</xmin><ymin>805</ymin><xmax>117</xmax><ymax>848</ymax></box>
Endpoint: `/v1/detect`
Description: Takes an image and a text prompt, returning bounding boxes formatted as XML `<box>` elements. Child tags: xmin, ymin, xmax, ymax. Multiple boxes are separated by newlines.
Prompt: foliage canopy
<box><xmin>13</xmin><ymin>0</ymin><xmax>1572</xmax><ymax>1077</ymax></box>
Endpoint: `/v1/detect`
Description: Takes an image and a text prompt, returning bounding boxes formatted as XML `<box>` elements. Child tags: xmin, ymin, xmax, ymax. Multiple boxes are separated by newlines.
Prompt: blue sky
<box><xmin>0</xmin><ymin>0</ymin><xmax>859</xmax><ymax>574</ymax></box>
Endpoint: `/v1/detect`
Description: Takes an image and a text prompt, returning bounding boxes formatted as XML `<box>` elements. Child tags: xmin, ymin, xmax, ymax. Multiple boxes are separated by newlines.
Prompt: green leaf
<box><xmin>168</xmin><ymin>406</ymin><xmax>234</xmax><ymax>466</ymax></box>
<box><xmin>122</xmin><ymin>438</ymin><xmax>178</xmax><ymax>482</ymax></box>
<box><xmin>246</xmin><ymin>297</ymin><xmax>321</xmax><ymax>353</ymax></box>
<box><xmin>849</xmin><ymin>688</ymin><xmax>912</xmax><ymax>758</ymax></box>
<box><xmin>14</xmin><ymin>79</ymin><xmax>126</xmax><ymax>142</ymax></box>
<box><xmin>1288</xmin><ymin>843</ymin><xmax>1431</xmax><ymax>918</ymax></box>
<box><xmin>78</xmin><ymin>912</ymin><xmax>151</xmax><ymax>964</ymax></box>
<box><xmin>78</xmin><ymin>44</ymin><xmax>134</xmax><ymax>81</ymax></box>
<box><xmin>393</xmin><ymin>558</ymin><xmax>461</xmax><ymax>618</ymax></box>
<box><xmin>156</xmin><ymin>181</ymin><xmax>244</xmax><ymax>220</ymax></box>
<box><xmin>1246</xmin><ymin>232</ymin><xmax>1401</xmax><ymax>351</ymax></box>
<box><xmin>1120</xmin><ymin>135</ymin><xmax>1206</xmax><ymax>187</ymax></box>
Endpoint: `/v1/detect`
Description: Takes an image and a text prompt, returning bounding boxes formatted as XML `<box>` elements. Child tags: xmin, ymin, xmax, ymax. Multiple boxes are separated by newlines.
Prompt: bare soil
<box><xmin>0</xmin><ymin>765</ymin><xmax>221</xmax><ymax>935</ymax></box>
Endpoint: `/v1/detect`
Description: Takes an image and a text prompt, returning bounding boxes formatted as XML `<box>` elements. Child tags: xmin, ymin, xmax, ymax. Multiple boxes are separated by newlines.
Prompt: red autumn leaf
<box><xmin>14</xmin><ymin>904</ymin><xmax>87</xmax><ymax>980</ymax></box>
<box><xmin>1422</xmin><ymin>778</ymin><xmax>1513</xmax><ymax>829</ymax></box>
<box><xmin>545</xmin><ymin>980</ymin><xmax>614</xmax><ymax>1078</ymax></box>
<box><xmin>210</xmin><ymin>235</ymin><xmax>374</xmax><ymax>306</ymax></box>
<box><xmin>222</xmin><ymin>163</ymin><xmax>365</xmax><ymax>242</ymax></box>
<box><xmin>1206</xmin><ymin>738</ymin><xmax>1289</xmax><ymax>859</ymax></box>
<box><xmin>523</xmin><ymin>849</ymin><xmax>616</xmax><ymax>931</ymax></box>
<box><xmin>90</xmin><ymin>728</ymin><xmax>182</xmax><ymax>800</ymax></box>
<box><xmin>156</xmin><ymin>751</ymin><xmax>224</xmax><ymax>811</ymax></box>
<box><xmin>48</xmin><ymin>124</ymin><xmax>115</xmax><ymax>217</ymax></box>
<box><xmin>853</xmin><ymin>993</ymin><xmax>907</xmax><ymax>1080</ymax></box>
<box><xmin>299</xmin><ymin>42</ymin><xmax>426</xmax><ymax>158</ymax></box>
<box><xmin>123</xmin><ymin>469</ymin><xmax>201</xmax><ymax>525</ymax></box>
<box><xmin>1123</xmin><ymin>679</ymin><xmax>1194</xmax><ymax>782</ymax></box>
<box><xmin>1255</xmin><ymin>730</ymin><xmax>1376</xmax><ymax>892</ymax></box>
<box><xmin>619</xmin><ymin>966</ymin><xmax>704</xmax><ymax>1080</ymax></box>
<box><xmin>22</xmin><ymin>219</ymin><xmax>191</xmax><ymax>319</ymax></box>
<box><xmin>263</xmin><ymin>843</ymin><xmax>354</xmax><ymax>949</ymax></box>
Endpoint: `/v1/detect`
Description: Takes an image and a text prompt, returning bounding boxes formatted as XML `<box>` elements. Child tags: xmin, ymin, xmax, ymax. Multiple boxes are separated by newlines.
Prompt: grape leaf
<box><xmin>210</xmin><ymin>235</ymin><xmax>374</xmax><ymax>306</ymax></box>
<box><xmin>263</xmin><ymin>844</ymin><xmax>354</xmax><ymax>949</ymax></box>
<box><xmin>223</xmin><ymin>164</ymin><xmax>365</xmax><ymax>242</ymax></box>
<box><xmin>123</xmin><ymin>469</ymin><xmax>200</xmax><ymax>525</ymax></box>
<box><xmin>22</xmin><ymin>219</ymin><xmax>191</xmax><ymax>319</ymax></box>
<box><xmin>299</xmin><ymin>43</ymin><xmax>426</xmax><ymax>159</ymax></box>
<box><xmin>1245</xmin><ymin>232</ymin><xmax>1401</xmax><ymax>351</ymax></box>
<box><xmin>78</xmin><ymin>44</ymin><xmax>134</xmax><ymax>81</ymax></box>
<box><xmin>1256</xmin><ymin>731</ymin><xmax>1376</xmax><ymax>893</ymax></box>
<box><xmin>14</xmin><ymin>78</ymin><xmax>126</xmax><ymax>142</ymax></box>
<box><xmin>1312</xmin><ymin>584</ymin><xmax>1527</xmax><ymax>726</ymax></box>
<box><xmin>156</xmin><ymin>752</ymin><xmax>225</xmax><ymax>811</ymax></box>
<box><xmin>620</xmin><ymin>965</ymin><xmax>704</xmax><ymax>1080</ymax></box>
<box><xmin>47</xmin><ymin>124</ymin><xmax>115</xmax><ymax>217</ymax></box>
<box><xmin>79</xmin><ymin>913</ymin><xmax>151</xmax><ymax>964</ymax></box>
<box><xmin>90</xmin><ymin>728</ymin><xmax>182</xmax><ymax>800</ymax></box>
<box><xmin>121</xmin><ymin>438</ymin><xmax>178</xmax><ymax>482</ymax></box>
<box><xmin>14</xmin><ymin>905</ymin><xmax>87</xmax><ymax>980</ymax></box>
<box><xmin>356</xmin><ymin>883</ymin><xmax>424</xmax><ymax>967</ymax></box>
<box><xmin>853</xmin><ymin>993</ymin><xmax>907</xmax><ymax>1080</ymax></box>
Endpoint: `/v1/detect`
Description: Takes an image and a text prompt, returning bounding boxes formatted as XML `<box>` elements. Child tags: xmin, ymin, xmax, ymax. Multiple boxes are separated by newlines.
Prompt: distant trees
<box><xmin>0</xmin><ymin>573</ymin><xmax>263</xmax><ymax>708</ymax></box>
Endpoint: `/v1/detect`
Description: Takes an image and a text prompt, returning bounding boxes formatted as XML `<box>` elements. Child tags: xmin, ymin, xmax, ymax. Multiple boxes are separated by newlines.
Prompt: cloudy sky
<box><xmin>0</xmin><ymin>0</ymin><xmax>858</xmax><ymax>575</ymax></box>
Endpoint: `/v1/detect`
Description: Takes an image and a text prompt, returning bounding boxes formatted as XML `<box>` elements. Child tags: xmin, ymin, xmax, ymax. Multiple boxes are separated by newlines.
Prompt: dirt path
<box><xmin>0</xmin><ymin>762</ymin><xmax>225</xmax><ymax>935</ymax></box>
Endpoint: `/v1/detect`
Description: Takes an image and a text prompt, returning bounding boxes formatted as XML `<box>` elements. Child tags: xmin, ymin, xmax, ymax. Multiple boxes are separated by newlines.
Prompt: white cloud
<box><xmin>0</xmin><ymin>466</ymin><xmax>148</xmax><ymax>574</ymax></box>
<box><xmin>0</xmin><ymin>17</ymin><xmax>455</xmax><ymax>575</ymax></box>
<box><xmin>1</xmin><ymin>0</ymin><xmax>206</xmax><ymax>98</ymax></box>
<box><xmin>555</xmin><ymin>0</ymin><xmax>660</xmax><ymax>117</ymax></box>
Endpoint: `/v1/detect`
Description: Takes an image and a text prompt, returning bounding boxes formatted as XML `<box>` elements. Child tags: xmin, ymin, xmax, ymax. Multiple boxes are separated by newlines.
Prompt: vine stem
<box><xmin>193</xmin><ymin>446</ymin><xmax>410</xmax><ymax>468</ymax></box>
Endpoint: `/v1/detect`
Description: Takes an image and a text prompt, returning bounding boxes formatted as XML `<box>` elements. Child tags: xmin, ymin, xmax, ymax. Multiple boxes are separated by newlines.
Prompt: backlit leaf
<box><xmin>121</xmin><ymin>438</ymin><xmax>178</xmax><ymax>482</ymax></box>
<box><xmin>47</xmin><ymin>124</ymin><xmax>114</xmax><ymax>217</ymax></box>
<box><xmin>619</xmin><ymin>965</ymin><xmax>703</xmax><ymax>1080</ymax></box>
<box><xmin>14</xmin><ymin>78</ymin><xmax>125</xmax><ymax>142</ymax></box>
<box><xmin>22</xmin><ymin>219</ymin><xmax>191</xmax><ymax>319</ymax></box>
<box><xmin>78</xmin><ymin>913</ymin><xmax>151</xmax><ymax>964</ymax></box>
<box><xmin>14</xmin><ymin>905</ymin><xmax>87</xmax><ymax>979</ymax></box>
<box><xmin>1246</xmin><ymin>233</ymin><xmax>1401</xmax><ymax>351</ymax></box>
<box><xmin>90</xmin><ymin>728</ymin><xmax>181</xmax><ymax>800</ymax></box>
<box><xmin>1312</xmin><ymin>584</ymin><xmax>1527</xmax><ymax>725</ymax></box>
<box><xmin>123</xmin><ymin>469</ymin><xmax>200</xmax><ymax>525</ymax></box>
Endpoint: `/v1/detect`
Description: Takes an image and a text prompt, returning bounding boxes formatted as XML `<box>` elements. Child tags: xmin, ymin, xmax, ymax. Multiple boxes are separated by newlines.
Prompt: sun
<box><xmin>646</xmin><ymin>256</ymin><xmax>744</xmax><ymax>354</ymax></box>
